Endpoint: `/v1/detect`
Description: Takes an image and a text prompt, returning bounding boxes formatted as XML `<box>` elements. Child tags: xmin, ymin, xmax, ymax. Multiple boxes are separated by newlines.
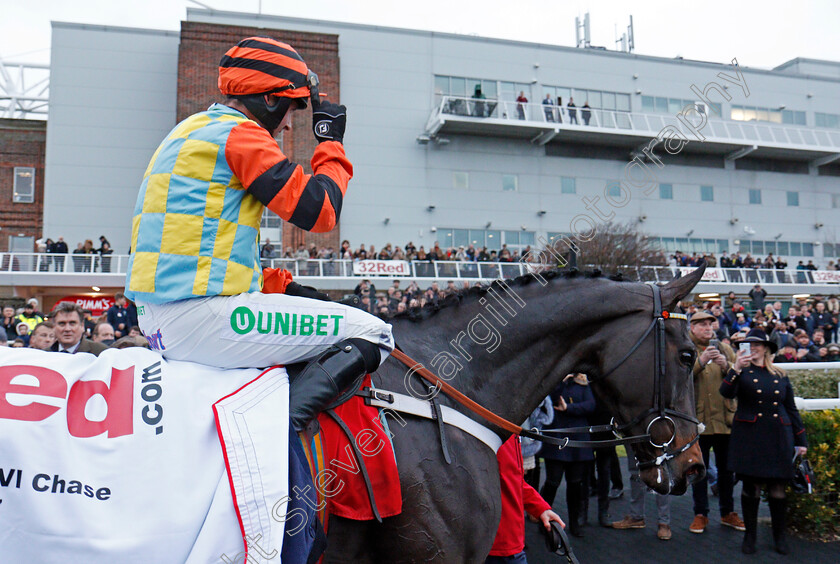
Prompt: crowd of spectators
<box><xmin>681</xmin><ymin>290</ymin><xmax>840</xmax><ymax>362</ymax></box>
<box><xmin>669</xmin><ymin>250</ymin><xmax>837</xmax><ymax>271</ymax></box>
<box><xmin>2</xmin><ymin>294</ymin><xmax>145</xmax><ymax>353</ymax></box>
<box><xmin>24</xmin><ymin>235</ymin><xmax>117</xmax><ymax>273</ymax></box>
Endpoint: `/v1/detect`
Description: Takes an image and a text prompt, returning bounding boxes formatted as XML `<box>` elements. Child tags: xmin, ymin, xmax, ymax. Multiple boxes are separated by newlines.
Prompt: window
<box><xmin>13</xmin><ymin>167</ymin><xmax>35</xmax><ymax>203</ymax></box>
<box><xmin>453</xmin><ymin>171</ymin><xmax>469</xmax><ymax>190</ymax></box>
<box><xmin>700</xmin><ymin>185</ymin><xmax>714</xmax><ymax>201</ymax></box>
<box><xmin>815</xmin><ymin>112</ymin><xmax>840</xmax><ymax>129</ymax></box>
<box><xmin>832</xmin><ymin>194</ymin><xmax>840</xmax><ymax>209</ymax></box>
<box><xmin>732</xmin><ymin>105</ymin><xmax>805</xmax><ymax>125</ymax></box>
<box><xmin>802</xmin><ymin>243</ymin><xmax>814</xmax><ymax>257</ymax></box>
<box><xmin>642</xmin><ymin>97</ymin><xmax>720</xmax><ymax>116</ymax></box>
<box><xmin>659</xmin><ymin>183</ymin><xmax>673</xmax><ymax>200</ymax></box>
<box><xmin>825</xmin><ymin>243</ymin><xmax>837</xmax><ymax>258</ymax></box>
<box><xmin>786</xmin><ymin>191</ymin><xmax>799</xmax><ymax>207</ymax></box>
<box><xmin>749</xmin><ymin>189</ymin><xmax>762</xmax><ymax>204</ymax></box>
<box><xmin>502</xmin><ymin>174</ymin><xmax>518</xmax><ymax>192</ymax></box>
<box><xmin>260</xmin><ymin>208</ymin><xmax>281</xmax><ymax>228</ymax></box>
<box><xmin>561</xmin><ymin>177</ymin><xmax>576</xmax><ymax>194</ymax></box>
<box><xmin>607</xmin><ymin>183</ymin><xmax>622</xmax><ymax>198</ymax></box>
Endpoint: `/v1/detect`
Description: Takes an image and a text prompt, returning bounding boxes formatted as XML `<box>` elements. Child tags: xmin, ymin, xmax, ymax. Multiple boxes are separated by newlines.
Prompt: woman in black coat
<box><xmin>539</xmin><ymin>373</ymin><xmax>595</xmax><ymax>538</ymax></box>
<box><xmin>720</xmin><ymin>328</ymin><xmax>807</xmax><ymax>556</ymax></box>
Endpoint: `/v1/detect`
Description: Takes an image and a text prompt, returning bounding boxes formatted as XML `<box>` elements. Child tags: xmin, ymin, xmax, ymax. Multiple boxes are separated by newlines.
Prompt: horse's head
<box><xmin>587</xmin><ymin>265</ymin><xmax>706</xmax><ymax>495</ymax></box>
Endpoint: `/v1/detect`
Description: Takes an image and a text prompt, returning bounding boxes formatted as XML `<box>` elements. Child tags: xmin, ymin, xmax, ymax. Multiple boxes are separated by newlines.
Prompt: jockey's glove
<box><xmin>312</xmin><ymin>97</ymin><xmax>346</xmax><ymax>144</ymax></box>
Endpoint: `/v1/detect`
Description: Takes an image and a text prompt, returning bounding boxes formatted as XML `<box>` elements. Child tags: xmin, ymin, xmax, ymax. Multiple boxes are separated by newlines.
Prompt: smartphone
<box><xmin>709</xmin><ymin>338</ymin><xmax>721</xmax><ymax>351</ymax></box>
<box><xmin>739</xmin><ymin>342</ymin><xmax>751</xmax><ymax>355</ymax></box>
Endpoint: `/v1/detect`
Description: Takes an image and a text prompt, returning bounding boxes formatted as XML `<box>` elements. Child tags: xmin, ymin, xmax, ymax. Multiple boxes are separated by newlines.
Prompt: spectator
<box><xmin>710</xmin><ymin>303</ymin><xmax>731</xmax><ymax>338</ymax></box>
<box><xmin>72</xmin><ymin>242</ymin><xmax>86</xmax><ymax>272</ymax></box>
<box><xmin>106</xmin><ymin>293</ymin><xmax>131</xmax><ymax>338</ymax></box>
<box><xmin>53</xmin><ymin>236</ymin><xmax>69</xmax><ymax>271</ymax></box>
<box><xmin>82</xmin><ymin>309</ymin><xmax>97</xmax><ymax>339</ymax></box>
<box><xmin>825</xmin><ymin>343</ymin><xmax>840</xmax><ymax>361</ymax></box>
<box><xmin>773</xmin><ymin>343</ymin><xmax>797</xmax><ymax>363</ymax></box>
<box><xmin>294</xmin><ymin>244</ymin><xmax>309</xmax><ymax>275</ymax></box>
<box><xmin>556</xmin><ymin>96</ymin><xmax>564</xmax><ymax>123</ymax></box>
<box><xmin>612</xmin><ymin>444</ymin><xmax>673</xmax><ymax>541</ymax></box>
<box><xmin>806</xmin><ymin>260</ymin><xmax>817</xmax><ymax>271</ymax></box>
<box><xmin>515</xmin><ymin>91</ymin><xmax>528</xmax><ymax>120</ymax></box>
<box><xmin>110</xmin><ymin>335</ymin><xmax>152</xmax><ymax>350</ymax></box>
<box><xmin>49</xmin><ymin>303</ymin><xmax>108</xmax><ymax>356</ymax></box>
<box><xmin>11</xmin><ymin>338</ymin><xmax>26</xmax><ymax>348</ymax></box>
<box><xmin>720</xmin><ymin>329</ymin><xmax>807</xmax><ymax>555</ymax></box>
<box><xmin>813</xmin><ymin>301</ymin><xmax>834</xmax><ymax>337</ymax></box>
<box><xmin>28</xmin><ymin>321</ymin><xmax>56</xmax><ymax>351</ymax></box>
<box><xmin>792</xmin><ymin>329</ymin><xmax>820</xmax><ymax>362</ymax></box>
<box><xmin>567</xmin><ymin>97</ymin><xmax>577</xmax><ymax>124</ymax></box>
<box><xmin>41</xmin><ymin>238</ymin><xmax>55</xmax><ymax>272</ymax></box>
<box><xmin>581</xmin><ymin>101</ymin><xmax>591</xmax><ymax>125</ymax></box>
<box><xmin>588</xmin><ymin>400</ymin><xmax>624</xmax><ymax>528</ymax></box>
<box><xmin>261</xmin><ymin>238</ymin><xmax>276</xmax><ymax>266</ymax></box>
<box><xmin>522</xmin><ymin>396</ymin><xmax>553</xmax><ymax>492</ymax></box>
<box><xmin>128</xmin><ymin>325</ymin><xmax>142</xmax><ymax>337</ymax></box>
<box><xmin>732</xmin><ymin>312</ymin><xmax>751</xmax><ymax>332</ymax></box>
<box><xmin>687</xmin><ymin>312</ymin><xmax>744</xmax><ymax>535</ymax></box>
<box><xmin>769</xmin><ymin>320</ymin><xmax>793</xmax><ymax>350</ymax></box>
<box><xmin>540</xmin><ymin>373</ymin><xmax>595</xmax><ymax>538</ymax></box>
<box><xmin>542</xmin><ymin>93</ymin><xmax>554</xmax><ymax>122</ymax></box>
<box><xmin>354</xmin><ymin>279</ymin><xmax>376</xmax><ymax>304</ymax></box>
<box><xmin>2</xmin><ymin>305</ymin><xmax>18</xmax><ymax>341</ymax></box>
<box><xmin>99</xmin><ymin>242</ymin><xmax>113</xmax><ymax>273</ymax></box>
<box><xmin>472</xmin><ymin>84</ymin><xmax>486</xmax><ymax>118</ymax></box>
<box><xmin>748</xmin><ymin>284</ymin><xmax>767</xmax><ymax>312</ymax></box>
<box><xmin>16</xmin><ymin>302</ymin><xmax>44</xmax><ymax>332</ymax></box>
<box><xmin>92</xmin><ymin>322</ymin><xmax>116</xmax><ymax>345</ymax></box>
<box><xmin>15</xmin><ymin>323</ymin><xmax>31</xmax><ymax>347</ymax></box>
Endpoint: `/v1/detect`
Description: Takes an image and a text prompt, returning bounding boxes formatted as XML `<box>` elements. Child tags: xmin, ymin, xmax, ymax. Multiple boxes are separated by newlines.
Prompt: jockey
<box><xmin>125</xmin><ymin>36</ymin><xmax>394</xmax><ymax>431</ymax></box>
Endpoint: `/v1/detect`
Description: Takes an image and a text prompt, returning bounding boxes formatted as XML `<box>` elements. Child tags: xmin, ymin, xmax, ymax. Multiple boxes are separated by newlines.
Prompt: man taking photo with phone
<box><xmin>687</xmin><ymin>311</ymin><xmax>745</xmax><ymax>534</ymax></box>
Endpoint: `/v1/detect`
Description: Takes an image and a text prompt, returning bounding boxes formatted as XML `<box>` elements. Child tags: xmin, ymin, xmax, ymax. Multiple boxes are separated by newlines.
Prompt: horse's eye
<box><xmin>679</xmin><ymin>350</ymin><xmax>696</xmax><ymax>367</ymax></box>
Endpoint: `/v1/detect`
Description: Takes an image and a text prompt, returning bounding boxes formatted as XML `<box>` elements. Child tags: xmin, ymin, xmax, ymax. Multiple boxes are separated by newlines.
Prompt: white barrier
<box><xmin>776</xmin><ymin>361</ymin><xmax>840</xmax><ymax>411</ymax></box>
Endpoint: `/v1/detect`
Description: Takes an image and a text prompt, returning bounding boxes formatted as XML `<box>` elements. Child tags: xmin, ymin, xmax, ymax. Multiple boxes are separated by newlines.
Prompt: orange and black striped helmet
<box><xmin>219</xmin><ymin>37</ymin><xmax>311</xmax><ymax>104</ymax></box>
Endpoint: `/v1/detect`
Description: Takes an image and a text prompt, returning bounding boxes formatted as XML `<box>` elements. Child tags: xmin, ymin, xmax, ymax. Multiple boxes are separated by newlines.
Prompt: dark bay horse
<box><xmin>325</xmin><ymin>265</ymin><xmax>707</xmax><ymax>563</ymax></box>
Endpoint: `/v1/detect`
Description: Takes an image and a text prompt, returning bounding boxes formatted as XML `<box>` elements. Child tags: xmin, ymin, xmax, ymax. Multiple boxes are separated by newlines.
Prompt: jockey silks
<box><xmin>125</xmin><ymin>103</ymin><xmax>351</xmax><ymax>305</ymax></box>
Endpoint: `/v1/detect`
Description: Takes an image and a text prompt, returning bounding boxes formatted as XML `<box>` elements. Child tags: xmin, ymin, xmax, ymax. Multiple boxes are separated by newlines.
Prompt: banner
<box><xmin>352</xmin><ymin>260</ymin><xmax>411</xmax><ymax>276</ymax></box>
<box><xmin>675</xmin><ymin>267</ymin><xmax>726</xmax><ymax>282</ymax></box>
<box><xmin>53</xmin><ymin>295</ymin><xmax>115</xmax><ymax>316</ymax></box>
<box><xmin>812</xmin><ymin>270</ymin><xmax>840</xmax><ymax>283</ymax></box>
<box><xmin>0</xmin><ymin>348</ymin><xmax>289</xmax><ymax>563</ymax></box>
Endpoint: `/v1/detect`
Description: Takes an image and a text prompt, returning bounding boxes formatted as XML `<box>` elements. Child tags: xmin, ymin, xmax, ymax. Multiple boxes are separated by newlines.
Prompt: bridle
<box><xmin>387</xmin><ymin>282</ymin><xmax>702</xmax><ymax>469</ymax></box>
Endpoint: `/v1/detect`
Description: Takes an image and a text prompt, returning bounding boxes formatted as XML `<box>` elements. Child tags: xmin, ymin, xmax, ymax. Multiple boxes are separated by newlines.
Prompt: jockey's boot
<box><xmin>289</xmin><ymin>338</ymin><xmax>381</xmax><ymax>432</ymax></box>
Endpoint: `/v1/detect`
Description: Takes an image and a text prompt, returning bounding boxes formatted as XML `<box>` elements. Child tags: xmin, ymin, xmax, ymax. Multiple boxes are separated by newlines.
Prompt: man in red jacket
<box><xmin>487</xmin><ymin>436</ymin><xmax>564</xmax><ymax>563</ymax></box>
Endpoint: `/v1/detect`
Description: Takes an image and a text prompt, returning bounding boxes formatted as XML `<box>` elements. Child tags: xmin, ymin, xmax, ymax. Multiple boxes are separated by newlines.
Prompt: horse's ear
<box><xmin>660</xmin><ymin>260</ymin><xmax>706</xmax><ymax>310</ymax></box>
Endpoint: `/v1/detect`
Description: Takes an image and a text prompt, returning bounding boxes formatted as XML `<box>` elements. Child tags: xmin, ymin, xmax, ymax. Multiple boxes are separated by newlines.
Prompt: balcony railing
<box><xmin>426</xmin><ymin>95</ymin><xmax>840</xmax><ymax>156</ymax></box>
<box><xmin>1</xmin><ymin>253</ymin><xmax>838</xmax><ymax>287</ymax></box>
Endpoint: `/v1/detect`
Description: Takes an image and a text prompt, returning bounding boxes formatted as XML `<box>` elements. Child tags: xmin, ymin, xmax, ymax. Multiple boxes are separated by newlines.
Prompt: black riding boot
<box><xmin>288</xmin><ymin>338</ymin><xmax>381</xmax><ymax>432</ymax></box>
<box><xmin>567</xmin><ymin>481</ymin><xmax>584</xmax><ymax>538</ymax></box>
<box><xmin>741</xmin><ymin>494</ymin><xmax>759</xmax><ymax>555</ymax></box>
<box><xmin>769</xmin><ymin>498</ymin><xmax>790</xmax><ymax>555</ymax></box>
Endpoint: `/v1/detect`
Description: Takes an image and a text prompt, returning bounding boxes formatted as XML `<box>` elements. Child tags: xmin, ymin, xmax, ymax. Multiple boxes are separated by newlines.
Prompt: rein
<box><xmin>387</xmin><ymin>282</ymin><xmax>703</xmax><ymax>467</ymax></box>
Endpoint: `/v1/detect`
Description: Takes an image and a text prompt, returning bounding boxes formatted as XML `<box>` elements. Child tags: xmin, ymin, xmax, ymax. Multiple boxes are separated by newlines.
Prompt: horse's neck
<box><xmin>388</xmin><ymin>278</ymin><xmax>636</xmax><ymax>428</ymax></box>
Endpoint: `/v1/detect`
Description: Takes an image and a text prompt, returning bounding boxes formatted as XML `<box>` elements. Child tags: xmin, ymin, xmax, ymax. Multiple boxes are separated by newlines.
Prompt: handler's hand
<box><xmin>539</xmin><ymin>509</ymin><xmax>565</xmax><ymax>531</ymax></box>
<box><xmin>699</xmin><ymin>346</ymin><xmax>719</xmax><ymax>365</ymax></box>
<box><xmin>796</xmin><ymin>446</ymin><xmax>808</xmax><ymax>458</ymax></box>
<box><xmin>554</xmin><ymin>396</ymin><xmax>567</xmax><ymax>412</ymax></box>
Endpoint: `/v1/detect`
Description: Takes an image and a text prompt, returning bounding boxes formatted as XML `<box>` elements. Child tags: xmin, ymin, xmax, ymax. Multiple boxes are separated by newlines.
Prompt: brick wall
<box><xmin>177</xmin><ymin>21</ymin><xmax>342</xmax><ymax>252</ymax></box>
<box><xmin>0</xmin><ymin>119</ymin><xmax>46</xmax><ymax>252</ymax></box>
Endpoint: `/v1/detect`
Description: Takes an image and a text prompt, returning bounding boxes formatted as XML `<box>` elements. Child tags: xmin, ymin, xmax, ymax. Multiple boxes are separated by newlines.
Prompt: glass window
<box><xmin>718</xmin><ymin>239</ymin><xmax>729</xmax><ymax>253</ymax></box>
<box><xmin>802</xmin><ymin>243</ymin><xmax>814</xmax><ymax>257</ymax></box>
<box><xmin>450</xmin><ymin>77</ymin><xmax>466</xmax><ymax>97</ymax></box>
<box><xmin>655</xmin><ymin>97</ymin><xmax>668</xmax><ymax>112</ymax></box>
<box><xmin>521</xmin><ymin>231</ymin><xmax>535</xmax><ymax>246</ymax></box>
<box><xmin>453</xmin><ymin>171</ymin><xmax>469</xmax><ymax>190</ymax></box>
<box><xmin>482</xmin><ymin>80</ymin><xmax>498</xmax><ymax>99</ymax></box>
<box><xmin>13</xmin><ymin>167</ymin><xmax>35</xmax><ymax>203</ymax></box>
<box><xmin>668</xmin><ymin>98</ymin><xmax>683</xmax><ymax>114</ymax></box>
<box><xmin>709</xmin><ymin>102</ymin><xmax>722</xmax><ymax>116</ymax></box>
<box><xmin>659</xmin><ymin>183</ymin><xmax>673</xmax><ymax>200</ymax></box>
<box><xmin>730</xmin><ymin>106</ymin><xmax>744</xmax><ymax>121</ymax></box>
<box><xmin>777</xmin><ymin>241</ymin><xmax>789</xmax><ymax>255</ymax></box>
<box><xmin>786</xmin><ymin>191</ymin><xmax>799</xmax><ymax>206</ymax></box>
<box><xmin>504</xmin><ymin>231</ymin><xmax>519</xmax><ymax>245</ymax></box>
<box><xmin>764</xmin><ymin>241</ymin><xmax>776</xmax><ymax>255</ymax></box>
<box><xmin>502</xmin><ymin>174</ymin><xmax>518</xmax><ymax>192</ymax></box>
<box><xmin>561</xmin><ymin>177</ymin><xmax>576</xmax><ymax>194</ymax></box>
<box><xmin>434</xmin><ymin>75</ymin><xmax>450</xmax><ymax>96</ymax></box>
<box><xmin>700</xmin><ymin>185</ymin><xmax>714</xmax><ymax>201</ymax></box>
<box><xmin>607</xmin><ymin>183</ymin><xmax>622</xmax><ymax>198</ymax></box>
<box><xmin>642</xmin><ymin>96</ymin><xmax>655</xmax><ymax>112</ymax></box>
<box><xmin>441</xmin><ymin>230</ymin><xmax>454</xmax><ymax>249</ymax></box>
<box><xmin>616</xmin><ymin>94</ymin><xmax>631</xmax><ymax>112</ymax></box>
<box><xmin>588</xmin><ymin>91</ymin><xmax>602</xmax><ymax>109</ymax></box>
<box><xmin>739</xmin><ymin>240</ymin><xmax>750</xmax><ymax>254</ymax></box>
<box><xmin>453</xmin><ymin>229</ymin><xmax>469</xmax><ymax>248</ymax></box>
<box><xmin>466</xmin><ymin>78</ymin><xmax>482</xmax><ymax>97</ymax></box>
<box><xmin>486</xmin><ymin>230</ymin><xmax>501</xmax><ymax>247</ymax></box>
<box><xmin>790</xmin><ymin>242</ymin><xmax>802</xmax><ymax>256</ymax></box>
<box><xmin>260</xmin><ymin>208</ymin><xmax>281</xmax><ymax>228</ymax></box>
<box><xmin>675</xmin><ymin>237</ymin><xmax>689</xmax><ymax>251</ymax></box>
<box><xmin>752</xmin><ymin>241</ymin><xmax>764</xmax><ymax>255</ymax></box>
<box><xmin>749</xmin><ymin>189</ymin><xmax>762</xmax><ymax>204</ymax></box>
<box><xmin>602</xmin><ymin>92</ymin><xmax>616</xmax><ymax>110</ymax></box>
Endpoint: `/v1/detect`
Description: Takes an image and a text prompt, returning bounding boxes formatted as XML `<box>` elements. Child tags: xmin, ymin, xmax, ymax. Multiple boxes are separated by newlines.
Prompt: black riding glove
<box><xmin>312</xmin><ymin>97</ymin><xmax>346</xmax><ymax>144</ymax></box>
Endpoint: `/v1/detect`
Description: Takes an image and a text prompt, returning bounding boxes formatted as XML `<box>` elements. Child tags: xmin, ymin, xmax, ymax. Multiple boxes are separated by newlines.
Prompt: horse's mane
<box><xmin>385</xmin><ymin>267</ymin><xmax>629</xmax><ymax>322</ymax></box>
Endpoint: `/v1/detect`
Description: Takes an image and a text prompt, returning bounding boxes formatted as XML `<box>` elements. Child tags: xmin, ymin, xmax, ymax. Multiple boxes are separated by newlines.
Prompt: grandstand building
<box><xmin>2</xmin><ymin>8</ymin><xmax>840</xmax><ymax>306</ymax></box>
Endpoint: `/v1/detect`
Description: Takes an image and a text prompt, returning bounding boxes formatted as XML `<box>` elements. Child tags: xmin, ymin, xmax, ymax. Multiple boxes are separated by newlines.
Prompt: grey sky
<box><xmin>2</xmin><ymin>0</ymin><xmax>839</xmax><ymax>70</ymax></box>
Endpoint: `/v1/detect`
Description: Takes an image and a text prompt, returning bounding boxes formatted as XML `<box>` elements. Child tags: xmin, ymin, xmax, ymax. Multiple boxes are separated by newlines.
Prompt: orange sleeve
<box><xmin>226</xmin><ymin>121</ymin><xmax>353</xmax><ymax>233</ymax></box>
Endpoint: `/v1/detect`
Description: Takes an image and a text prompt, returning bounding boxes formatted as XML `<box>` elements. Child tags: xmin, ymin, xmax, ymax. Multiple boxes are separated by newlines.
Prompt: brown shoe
<box><xmin>657</xmin><ymin>524</ymin><xmax>672</xmax><ymax>540</ymax></box>
<box><xmin>721</xmin><ymin>512</ymin><xmax>746</xmax><ymax>531</ymax></box>
<box><xmin>689</xmin><ymin>514</ymin><xmax>708</xmax><ymax>533</ymax></box>
<box><xmin>612</xmin><ymin>515</ymin><xmax>646</xmax><ymax>529</ymax></box>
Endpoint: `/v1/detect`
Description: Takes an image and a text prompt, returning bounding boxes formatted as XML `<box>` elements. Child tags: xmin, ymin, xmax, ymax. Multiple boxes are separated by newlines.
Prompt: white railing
<box><xmin>778</xmin><ymin>362</ymin><xmax>840</xmax><ymax>411</ymax></box>
<box><xmin>1</xmin><ymin>253</ymin><xmax>839</xmax><ymax>285</ymax></box>
<box><xmin>431</xmin><ymin>95</ymin><xmax>840</xmax><ymax>153</ymax></box>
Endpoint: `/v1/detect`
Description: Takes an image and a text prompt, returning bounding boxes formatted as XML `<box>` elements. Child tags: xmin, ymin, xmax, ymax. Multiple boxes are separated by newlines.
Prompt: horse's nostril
<box><xmin>685</xmin><ymin>462</ymin><xmax>706</xmax><ymax>485</ymax></box>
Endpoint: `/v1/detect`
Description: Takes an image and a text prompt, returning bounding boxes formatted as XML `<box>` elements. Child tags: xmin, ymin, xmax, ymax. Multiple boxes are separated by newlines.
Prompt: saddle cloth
<box><xmin>317</xmin><ymin>375</ymin><xmax>402</xmax><ymax>521</ymax></box>
<box><xmin>0</xmin><ymin>347</ymin><xmax>292</xmax><ymax>564</ymax></box>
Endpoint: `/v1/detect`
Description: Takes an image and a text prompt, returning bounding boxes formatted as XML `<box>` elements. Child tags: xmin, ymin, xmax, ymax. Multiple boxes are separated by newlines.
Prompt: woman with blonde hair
<box><xmin>720</xmin><ymin>328</ymin><xmax>807</xmax><ymax>555</ymax></box>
